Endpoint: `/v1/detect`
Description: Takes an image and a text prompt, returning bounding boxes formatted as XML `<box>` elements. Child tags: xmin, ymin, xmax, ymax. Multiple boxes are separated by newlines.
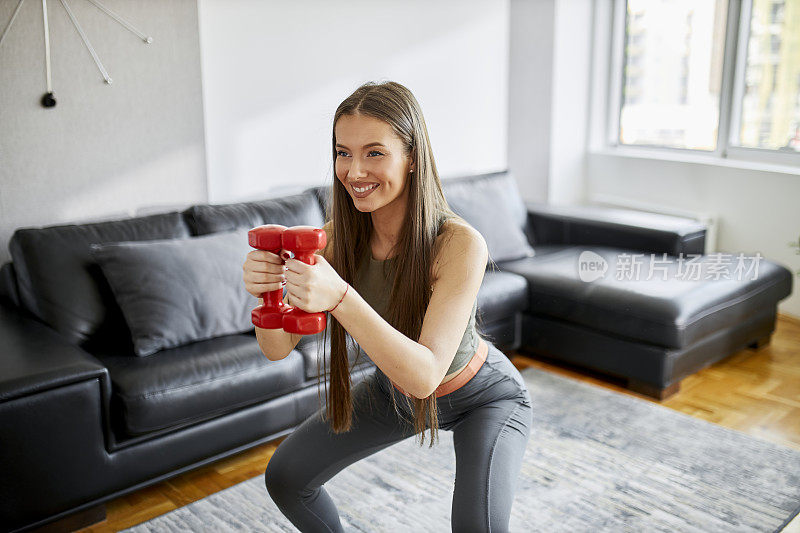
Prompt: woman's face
<box><xmin>334</xmin><ymin>114</ymin><xmax>413</xmax><ymax>214</ymax></box>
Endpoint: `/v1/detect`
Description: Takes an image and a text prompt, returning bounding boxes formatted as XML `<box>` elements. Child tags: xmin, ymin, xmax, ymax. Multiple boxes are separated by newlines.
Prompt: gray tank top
<box><xmin>353</xmin><ymin>248</ymin><xmax>480</xmax><ymax>376</ymax></box>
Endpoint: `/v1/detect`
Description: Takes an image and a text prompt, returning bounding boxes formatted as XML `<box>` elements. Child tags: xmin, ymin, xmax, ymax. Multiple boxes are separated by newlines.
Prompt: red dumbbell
<box><xmin>280</xmin><ymin>226</ymin><xmax>328</xmax><ymax>335</ymax></box>
<box><xmin>248</xmin><ymin>224</ymin><xmax>291</xmax><ymax>329</ymax></box>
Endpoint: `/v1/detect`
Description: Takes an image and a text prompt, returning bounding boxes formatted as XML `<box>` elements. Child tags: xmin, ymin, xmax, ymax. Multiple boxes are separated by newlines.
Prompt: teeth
<box><xmin>353</xmin><ymin>184</ymin><xmax>378</xmax><ymax>193</ymax></box>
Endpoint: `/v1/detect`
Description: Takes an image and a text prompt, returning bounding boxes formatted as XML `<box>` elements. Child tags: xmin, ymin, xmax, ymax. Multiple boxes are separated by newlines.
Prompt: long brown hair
<box><xmin>315</xmin><ymin>81</ymin><xmax>488</xmax><ymax>448</ymax></box>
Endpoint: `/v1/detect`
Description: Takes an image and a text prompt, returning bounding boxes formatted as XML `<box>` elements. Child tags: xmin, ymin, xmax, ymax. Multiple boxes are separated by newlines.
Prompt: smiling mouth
<box><xmin>351</xmin><ymin>183</ymin><xmax>380</xmax><ymax>197</ymax></box>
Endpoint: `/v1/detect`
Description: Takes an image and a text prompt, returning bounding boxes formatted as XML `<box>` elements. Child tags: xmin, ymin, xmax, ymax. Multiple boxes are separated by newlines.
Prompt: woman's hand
<box><xmin>243</xmin><ymin>249</ymin><xmax>286</xmax><ymax>299</ymax></box>
<box><xmin>284</xmin><ymin>254</ymin><xmax>347</xmax><ymax>313</ymax></box>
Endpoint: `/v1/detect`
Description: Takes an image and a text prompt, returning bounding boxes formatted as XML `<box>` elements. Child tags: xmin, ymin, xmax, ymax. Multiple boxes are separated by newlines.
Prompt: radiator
<box><xmin>588</xmin><ymin>193</ymin><xmax>718</xmax><ymax>255</ymax></box>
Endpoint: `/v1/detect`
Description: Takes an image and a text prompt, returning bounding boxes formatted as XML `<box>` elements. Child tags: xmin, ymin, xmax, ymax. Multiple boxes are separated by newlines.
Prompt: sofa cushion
<box><xmin>89</xmin><ymin>228</ymin><xmax>257</xmax><ymax>357</ymax></box>
<box><xmin>441</xmin><ymin>171</ymin><xmax>536</xmax><ymax>265</ymax></box>
<box><xmin>499</xmin><ymin>245</ymin><xmax>794</xmax><ymax>349</ymax></box>
<box><xmin>8</xmin><ymin>212</ymin><xmax>191</xmax><ymax>348</ymax></box>
<box><xmin>92</xmin><ymin>332</ymin><xmax>304</xmax><ymax>436</ymax></box>
<box><xmin>183</xmin><ymin>191</ymin><xmax>325</xmax><ymax>236</ymax></box>
<box><xmin>476</xmin><ymin>270</ymin><xmax>529</xmax><ymax>325</ymax></box>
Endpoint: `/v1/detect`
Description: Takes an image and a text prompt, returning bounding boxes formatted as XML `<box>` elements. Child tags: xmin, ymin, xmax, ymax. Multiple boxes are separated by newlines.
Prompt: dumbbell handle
<box><xmin>281</xmin><ymin>226</ymin><xmax>327</xmax><ymax>335</ymax></box>
<box><xmin>248</xmin><ymin>224</ymin><xmax>290</xmax><ymax>329</ymax></box>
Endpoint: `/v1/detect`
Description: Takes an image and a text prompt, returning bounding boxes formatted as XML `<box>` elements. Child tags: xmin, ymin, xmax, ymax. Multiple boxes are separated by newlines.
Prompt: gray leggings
<box><xmin>264</xmin><ymin>340</ymin><xmax>533</xmax><ymax>532</ymax></box>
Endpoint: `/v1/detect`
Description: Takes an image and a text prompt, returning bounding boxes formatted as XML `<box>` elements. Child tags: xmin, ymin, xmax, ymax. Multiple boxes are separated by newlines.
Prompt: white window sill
<box><xmin>589</xmin><ymin>146</ymin><xmax>800</xmax><ymax>176</ymax></box>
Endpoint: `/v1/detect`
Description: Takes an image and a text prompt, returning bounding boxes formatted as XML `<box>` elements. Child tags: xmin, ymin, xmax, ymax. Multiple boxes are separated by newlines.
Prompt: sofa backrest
<box><xmin>0</xmin><ymin>262</ymin><xmax>20</xmax><ymax>309</ymax></box>
<box><xmin>4</xmin><ymin>173</ymin><xmax>533</xmax><ymax>345</ymax></box>
<box><xmin>3</xmin><ymin>190</ymin><xmax>328</xmax><ymax>348</ymax></box>
<box><xmin>8</xmin><ymin>212</ymin><xmax>192</xmax><ymax>348</ymax></box>
<box><xmin>183</xmin><ymin>191</ymin><xmax>325</xmax><ymax>235</ymax></box>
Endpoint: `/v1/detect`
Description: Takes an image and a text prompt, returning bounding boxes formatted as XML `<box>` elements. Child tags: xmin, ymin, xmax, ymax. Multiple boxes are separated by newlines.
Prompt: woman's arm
<box><xmin>331</xmin><ymin>224</ymin><xmax>488</xmax><ymax>398</ymax></box>
<box><xmin>254</xmin><ymin>292</ymin><xmax>301</xmax><ymax>361</ymax></box>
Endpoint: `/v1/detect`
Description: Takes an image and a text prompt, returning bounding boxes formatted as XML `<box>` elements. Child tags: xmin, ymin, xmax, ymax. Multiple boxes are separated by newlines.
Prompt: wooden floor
<box><xmin>78</xmin><ymin>313</ymin><xmax>800</xmax><ymax>533</ymax></box>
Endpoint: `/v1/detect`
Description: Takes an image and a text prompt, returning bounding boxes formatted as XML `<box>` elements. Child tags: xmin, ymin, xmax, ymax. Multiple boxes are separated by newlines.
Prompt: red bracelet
<box><xmin>329</xmin><ymin>283</ymin><xmax>349</xmax><ymax>312</ymax></box>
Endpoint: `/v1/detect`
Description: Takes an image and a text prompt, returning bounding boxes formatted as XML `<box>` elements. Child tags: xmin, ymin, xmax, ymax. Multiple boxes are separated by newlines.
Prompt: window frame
<box><xmin>604</xmin><ymin>0</ymin><xmax>800</xmax><ymax>170</ymax></box>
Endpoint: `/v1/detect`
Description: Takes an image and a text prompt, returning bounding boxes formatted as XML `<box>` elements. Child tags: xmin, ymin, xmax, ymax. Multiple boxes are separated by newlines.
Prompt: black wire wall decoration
<box><xmin>0</xmin><ymin>0</ymin><xmax>153</xmax><ymax>108</ymax></box>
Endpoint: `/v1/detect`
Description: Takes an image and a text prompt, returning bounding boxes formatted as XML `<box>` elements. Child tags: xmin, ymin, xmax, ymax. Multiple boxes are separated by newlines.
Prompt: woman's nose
<box><xmin>347</xmin><ymin>159</ymin><xmax>366</xmax><ymax>178</ymax></box>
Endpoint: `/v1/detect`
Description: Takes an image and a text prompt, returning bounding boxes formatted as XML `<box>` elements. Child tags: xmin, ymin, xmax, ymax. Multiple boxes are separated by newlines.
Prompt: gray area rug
<box><xmin>122</xmin><ymin>366</ymin><xmax>800</xmax><ymax>532</ymax></box>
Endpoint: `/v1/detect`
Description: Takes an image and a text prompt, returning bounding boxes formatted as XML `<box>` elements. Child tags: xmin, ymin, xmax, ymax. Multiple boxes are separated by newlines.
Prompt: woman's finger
<box><xmin>285</xmin><ymin>258</ymin><xmax>307</xmax><ymax>273</ymax></box>
<box><xmin>246</xmin><ymin>261</ymin><xmax>283</xmax><ymax>275</ymax></box>
<box><xmin>246</xmin><ymin>281</ymin><xmax>283</xmax><ymax>296</ymax></box>
<box><xmin>249</xmin><ymin>249</ymin><xmax>283</xmax><ymax>264</ymax></box>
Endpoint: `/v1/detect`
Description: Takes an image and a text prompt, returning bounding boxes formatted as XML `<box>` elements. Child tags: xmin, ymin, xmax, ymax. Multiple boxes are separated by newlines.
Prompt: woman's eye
<box><xmin>336</xmin><ymin>150</ymin><xmax>383</xmax><ymax>157</ymax></box>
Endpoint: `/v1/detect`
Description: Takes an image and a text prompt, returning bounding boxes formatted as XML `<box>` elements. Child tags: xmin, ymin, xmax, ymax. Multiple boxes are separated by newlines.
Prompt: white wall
<box><xmin>507</xmin><ymin>0</ymin><xmax>594</xmax><ymax>205</ymax></box>
<box><xmin>549</xmin><ymin>0</ymin><xmax>594</xmax><ymax>205</ymax></box>
<box><xmin>0</xmin><ymin>0</ymin><xmax>206</xmax><ymax>266</ymax></box>
<box><xmin>197</xmin><ymin>0</ymin><xmax>509</xmax><ymax>203</ymax></box>
<box><xmin>508</xmin><ymin>0</ymin><xmax>554</xmax><ymax>203</ymax></box>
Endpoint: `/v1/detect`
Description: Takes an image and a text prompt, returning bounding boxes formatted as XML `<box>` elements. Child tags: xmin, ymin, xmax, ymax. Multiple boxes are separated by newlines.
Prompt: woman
<box><xmin>243</xmin><ymin>81</ymin><xmax>532</xmax><ymax>532</ymax></box>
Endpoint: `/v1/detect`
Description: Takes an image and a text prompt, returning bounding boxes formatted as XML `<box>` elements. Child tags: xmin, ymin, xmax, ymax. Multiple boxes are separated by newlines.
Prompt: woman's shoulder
<box><xmin>436</xmin><ymin>217</ymin><xmax>485</xmax><ymax>249</ymax></box>
<box><xmin>432</xmin><ymin>218</ymin><xmax>487</xmax><ymax>278</ymax></box>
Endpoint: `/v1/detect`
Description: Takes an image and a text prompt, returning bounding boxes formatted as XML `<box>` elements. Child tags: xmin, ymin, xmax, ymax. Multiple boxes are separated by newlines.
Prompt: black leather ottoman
<box><xmin>499</xmin><ymin>245</ymin><xmax>794</xmax><ymax>399</ymax></box>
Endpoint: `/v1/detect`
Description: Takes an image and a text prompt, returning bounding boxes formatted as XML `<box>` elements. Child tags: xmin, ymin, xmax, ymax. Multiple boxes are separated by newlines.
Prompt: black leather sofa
<box><xmin>0</xmin><ymin>171</ymin><xmax>793</xmax><ymax>532</ymax></box>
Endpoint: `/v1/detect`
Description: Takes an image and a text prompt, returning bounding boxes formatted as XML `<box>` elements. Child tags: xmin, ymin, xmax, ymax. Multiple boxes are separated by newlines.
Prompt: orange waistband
<box><xmin>391</xmin><ymin>338</ymin><xmax>488</xmax><ymax>399</ymax></box>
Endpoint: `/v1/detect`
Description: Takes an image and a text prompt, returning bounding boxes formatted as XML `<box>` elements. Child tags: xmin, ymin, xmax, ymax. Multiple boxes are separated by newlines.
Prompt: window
<box><xmin>618</xmin><ymin>0</ymin><xmax>726</xmax><ymax>151</ymax></box>
<box><xmin>737</xmin><ymin>0</ymin><xmax>799</xmax><ymax>152</ymax></box>
<box><xmin>611</xmin><ymin>0</ymin><xmax>800</xmax><ymax>165</ymax></box>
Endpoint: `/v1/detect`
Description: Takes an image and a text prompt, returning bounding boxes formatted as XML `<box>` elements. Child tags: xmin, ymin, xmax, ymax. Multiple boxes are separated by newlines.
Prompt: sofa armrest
<box><xmin>0</xmin><ymin>302</ymin><xmax>116</xmax><ymax>531</ymax></box>
<box><xmin>0</xmin><ymin>303</ymin><xmax>108</xmax><ymax>402</ymax></box>
<box><xmin>524</xmin><ymin>202</ymin><xmax>708</xmax><ymax>256</ymax></box>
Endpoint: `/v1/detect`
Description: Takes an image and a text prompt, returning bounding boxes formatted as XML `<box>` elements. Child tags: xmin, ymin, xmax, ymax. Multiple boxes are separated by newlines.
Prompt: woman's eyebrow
<box><xmin>335</xmin><ymin>142</ymin><xmax>387</xmax><ymax>149</ymax></box>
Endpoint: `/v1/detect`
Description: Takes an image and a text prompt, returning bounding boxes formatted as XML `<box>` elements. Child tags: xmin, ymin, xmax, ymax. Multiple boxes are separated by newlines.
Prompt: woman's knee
<box><xmin>263</xmin><ymin>441</ymin><xmax>313</xmax><ymax>505</ymax></box>
<box><xmin>264</xmin><ymin>454</ymin><xmax>291</xmax><ymax>502</ymax></box>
